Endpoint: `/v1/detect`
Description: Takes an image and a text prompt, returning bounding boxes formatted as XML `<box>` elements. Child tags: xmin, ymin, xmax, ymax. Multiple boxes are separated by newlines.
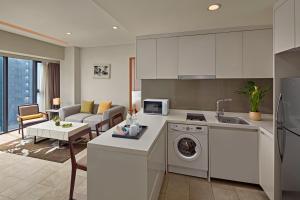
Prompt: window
<box><xmin>0</xmin><ymin>55</ymin><xmax>40</xmax><ymax>133</ymax></box>
<box><xmin>7</xmin><ymin>58</ymin><xmax>33</xmax><ymax>130</ymax></box>
<box><xmin>37</xmin><ymin>62</ymin><xmax>44</xmax><ymax>111</ymax></box>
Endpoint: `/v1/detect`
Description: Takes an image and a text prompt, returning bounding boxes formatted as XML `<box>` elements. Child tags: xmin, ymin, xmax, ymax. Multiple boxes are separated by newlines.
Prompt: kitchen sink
<box><xmin>216</xmin><ymin>116</ymin><xmax>249</xmax><ymax>125</ymax></box>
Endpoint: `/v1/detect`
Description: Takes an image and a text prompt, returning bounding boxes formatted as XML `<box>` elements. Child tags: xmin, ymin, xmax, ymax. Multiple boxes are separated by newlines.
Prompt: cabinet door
<box><xmin>216</xmin><ymin>32</ymin><xmax>243</xmax><ymax>78</ymax></box>
<box><xmin>274</xmin><ymin>0</ymin><xmax>295</xmax><ymax>53</ymax></box>
<box><xmin>243</xmin><ymin>29</ymin><xmax>273</xmax><ymax>78</ymax></box>
<box><xmin>157</xmin><ymin>37</ymin><xmax>178</xmax><ymax>79</ymax></box>
<box><xmin>259</xmin><ymin>130</ymin><xmax>274</xmax><ymax>200</ymax></box>
<box><xmin>210</xmin><ymin>127</ymin><xmax>259</xmax><ymax>184</ymax></box>
<box><xmin>136</xmin><ymin>39</ymin><xmax>156</xmax><ymax>79</ymax></box>
<box><xmin>295</xmin><ymin>0</ymin><xmax>300</xmax><ymax>47</ymax></box>
<box><xmin>178</xmin><ymin>34</ymin><xmax>215</xmax><ymax>76</ymax></box>
<box><xmin>147</xmin><ymin>124</ymin><xmax>166</xmax><ymax>200</ymax></box>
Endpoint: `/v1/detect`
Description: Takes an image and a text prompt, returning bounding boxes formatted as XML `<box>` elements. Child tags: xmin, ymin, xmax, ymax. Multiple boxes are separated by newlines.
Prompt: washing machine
<box><xmin>168</xmin><ymin>123</ymin><xmax>208</xmax><ymax>178</ymax></box>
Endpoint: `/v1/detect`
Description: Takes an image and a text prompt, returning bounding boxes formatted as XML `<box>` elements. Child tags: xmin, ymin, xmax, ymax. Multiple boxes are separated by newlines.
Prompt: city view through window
<box><xmin>0</xmin><ymin>56</ymin><xmax>39</xmax><ymax>133</ymax></box>
<box><xmin>8</xmin><ymin>58</ymin><xmax>33</xmax><ymax>130</ymax></box>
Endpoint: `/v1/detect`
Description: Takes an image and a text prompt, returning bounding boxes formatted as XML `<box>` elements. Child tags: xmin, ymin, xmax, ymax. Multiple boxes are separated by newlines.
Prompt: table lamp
<box><xmin>53</xmin><ymin>98</ymin><xmax>60</xmax><ymax>109</ymax></box>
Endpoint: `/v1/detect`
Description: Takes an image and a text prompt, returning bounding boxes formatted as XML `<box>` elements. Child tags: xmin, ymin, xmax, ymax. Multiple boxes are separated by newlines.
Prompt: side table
<box><xmin>45</xmin><ymin>109</ymin><xmax>60</xmax><ymax>119</ymax></box>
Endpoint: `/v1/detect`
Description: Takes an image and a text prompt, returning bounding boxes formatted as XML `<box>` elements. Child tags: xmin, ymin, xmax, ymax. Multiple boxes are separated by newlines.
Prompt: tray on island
<box><xmin>112</xmin><ymin>125</ymin><xmax>148</xmax><ymax>139</ymax></box>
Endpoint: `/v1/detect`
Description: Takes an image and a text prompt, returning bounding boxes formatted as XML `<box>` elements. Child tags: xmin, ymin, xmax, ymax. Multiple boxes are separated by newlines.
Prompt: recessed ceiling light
<box><xmin>66</xmin><ymin>32</ymin><xmax>72</xmax><ymax>35</ymax></box>
<box><xmin>208</xmin><ymin>4</ymin><xmax>221</xmax><ymax>11</ymax></box>
<box><xmin>112</xmin><ymin>26</ymin><xmax>119</xmax><ymax>30</ymax></box>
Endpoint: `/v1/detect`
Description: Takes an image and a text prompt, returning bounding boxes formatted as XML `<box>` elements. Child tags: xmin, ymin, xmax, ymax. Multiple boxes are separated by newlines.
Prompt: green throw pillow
<box><xmin>80</xmin><ymin>100</ymin><xmax>94</xmax><ymax>113</ymax></box>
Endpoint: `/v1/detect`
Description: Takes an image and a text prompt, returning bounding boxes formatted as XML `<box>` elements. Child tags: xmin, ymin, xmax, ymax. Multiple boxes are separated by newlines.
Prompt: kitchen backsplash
<box><xmin>141</xmin><ymin>79</ymin><xmax>273</xmax><ymax>114</ymax></box>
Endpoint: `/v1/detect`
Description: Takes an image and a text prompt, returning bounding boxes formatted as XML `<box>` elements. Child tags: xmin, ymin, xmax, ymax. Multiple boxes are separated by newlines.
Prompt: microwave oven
<box><xmin>143</xmin><ymin>99</ymin><xmax>169</xmax><ymax>115</ymax></box>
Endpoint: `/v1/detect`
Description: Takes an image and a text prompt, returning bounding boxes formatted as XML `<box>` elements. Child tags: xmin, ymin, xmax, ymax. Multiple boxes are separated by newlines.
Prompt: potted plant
<box><xmin>238</xmin><ymin>81</ymin><xmax>270</xmax><ymax>121</ymax></box>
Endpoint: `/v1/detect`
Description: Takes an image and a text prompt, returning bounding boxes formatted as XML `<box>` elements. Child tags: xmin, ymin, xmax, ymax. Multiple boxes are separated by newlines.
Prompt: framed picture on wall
<box><xmin>93</xmin><ymin>64</ymin><xmax>111</xmax><ymax>79</ymax></box>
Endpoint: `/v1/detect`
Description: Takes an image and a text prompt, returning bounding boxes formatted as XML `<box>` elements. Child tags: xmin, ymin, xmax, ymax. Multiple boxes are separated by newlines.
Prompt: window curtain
<box><xmin>47</xmin><ymin>63</ymin><xmax>60</xmax><ymax>108</ymax></box>
<box><xmin>38</xmin><ymin>61</ymin><xmax>48</xmax><ymax>111</ymax></box>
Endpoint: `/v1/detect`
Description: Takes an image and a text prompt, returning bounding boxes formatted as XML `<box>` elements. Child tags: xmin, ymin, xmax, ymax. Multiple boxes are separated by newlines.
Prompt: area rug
<box><xmin>0</xmin><ymin>137</ymin><xmax>88</xmax><ymax>163</ymax></box>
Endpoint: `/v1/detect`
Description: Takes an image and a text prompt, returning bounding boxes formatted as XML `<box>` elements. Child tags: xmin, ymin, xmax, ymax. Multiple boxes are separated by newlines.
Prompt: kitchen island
<box><xmin>87</xmin><ymin>113</ymin><xmax>167</xmax><ymax>200</ymax></box>
<box><xmin>87</xmin><ymin>109</ymin><xmax>273</xmax><ymax>200</ymax></box>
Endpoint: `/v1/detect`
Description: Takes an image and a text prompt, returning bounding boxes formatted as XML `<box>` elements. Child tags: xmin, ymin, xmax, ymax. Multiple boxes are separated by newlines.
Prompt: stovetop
<box><xmin>186</xmin><ymin>113</ymin><xmax>206</xmax><ymax>122</ymax></box>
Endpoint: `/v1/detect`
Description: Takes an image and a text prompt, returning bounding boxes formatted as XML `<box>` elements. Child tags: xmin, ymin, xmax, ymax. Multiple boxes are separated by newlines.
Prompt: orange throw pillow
<box><xmin>97</xmin><ymin>101</ymin><xmax>112</xmax><ymax>114</ymax></box>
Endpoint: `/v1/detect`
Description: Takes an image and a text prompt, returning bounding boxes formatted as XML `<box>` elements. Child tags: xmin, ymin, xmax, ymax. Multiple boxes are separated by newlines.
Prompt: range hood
<box><xmin>177</xmin><ymin>75</ymin><xmax>216</xmax><ymax>80</ymax></box>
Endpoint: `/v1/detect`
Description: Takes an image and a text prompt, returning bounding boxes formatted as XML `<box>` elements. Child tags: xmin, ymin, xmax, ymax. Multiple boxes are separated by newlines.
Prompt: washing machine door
<box><xmin>174</xmin><ymin>134</ymin><xmax>201</xmax><ymax>161</ymax></box>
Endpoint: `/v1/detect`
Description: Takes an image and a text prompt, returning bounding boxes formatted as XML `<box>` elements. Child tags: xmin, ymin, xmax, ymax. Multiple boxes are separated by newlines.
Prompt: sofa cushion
<box><xmin>83</xmin><ymin>114</ymin><xmax>103</xmax><ymax>130</ymax></box>
<box><xmin>22</xmin><ymin>117</ymin><xmax>48</xmax><ymax>125</ymax></box>
<box><xmin>80</xmin><ymin>100</ymin><xmax>94</xmax><ymax>113</ymax></box>
<box><xmin>20</xmin><ymin>113</ymin><xmax>44</xmax><ymax>121</ymax></box>
<box><xmin>59</xmin><ymin>104</ymin><xmax>81</xmax><ymax>121</ymax></box>
<box><xmin>97</xmin><ymin>101</ymin><xmax>112</xmax><ymax>114</ymax></box>
<box><xmin>65</xmin><ymin>113</ymin><xmax>93</xmax><ymax>123</ymax></box>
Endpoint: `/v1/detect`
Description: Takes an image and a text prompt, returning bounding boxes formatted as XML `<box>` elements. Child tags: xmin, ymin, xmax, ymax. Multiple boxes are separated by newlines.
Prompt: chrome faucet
<box><xmin>216</xmin><ymin>98</ymin><xmax>232</xmax><ymax>118</ymax></box>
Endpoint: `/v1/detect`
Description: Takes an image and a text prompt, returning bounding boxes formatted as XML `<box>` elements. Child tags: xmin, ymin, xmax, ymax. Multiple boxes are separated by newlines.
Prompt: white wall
<box><xmin>74</xmin><ymin>48</ymin><xmax>81</xmax><ymax>104</ymax></box>
<box><xmin>80</xmin><ymin>44</ymin><xmax>135</xmax><ymax>107</ymax></box>
<box><xmin>60</xmin><ymin>47</ymin><xmax>81</xmax><ymax>106</ymax></box>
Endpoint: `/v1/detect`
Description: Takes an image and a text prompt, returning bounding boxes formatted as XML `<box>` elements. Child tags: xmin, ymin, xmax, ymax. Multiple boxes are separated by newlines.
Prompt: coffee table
<box><xmin>26</xmin><ymin>121</ymin><xmax>91</xmax><ymax>148</ymax></box>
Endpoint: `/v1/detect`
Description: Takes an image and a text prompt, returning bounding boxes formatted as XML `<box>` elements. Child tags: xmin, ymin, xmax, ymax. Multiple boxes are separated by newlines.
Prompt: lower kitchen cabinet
<box><xmin>209</xmin><ymin>127</ymin><xmax>259</xmax><ymax>184</ymax></box>
<box><xmin>259</xmin><ymin>129</ymin><xmax>274</xmax><ymax>200</ymax></box>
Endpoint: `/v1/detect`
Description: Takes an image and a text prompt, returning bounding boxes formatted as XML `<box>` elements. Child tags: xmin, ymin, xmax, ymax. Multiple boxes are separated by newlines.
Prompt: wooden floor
<box><xmin>0</xmin><ymin>131</ymin><xmax>268</xmax><ymax>200</ymax></box>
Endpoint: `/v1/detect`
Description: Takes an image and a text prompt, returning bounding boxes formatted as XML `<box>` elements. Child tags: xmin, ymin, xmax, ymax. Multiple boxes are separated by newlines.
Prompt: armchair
<box><xmin>17</xmin><ymin>104</ymin><xmax>49</xmax><ymax>139</ymax></box>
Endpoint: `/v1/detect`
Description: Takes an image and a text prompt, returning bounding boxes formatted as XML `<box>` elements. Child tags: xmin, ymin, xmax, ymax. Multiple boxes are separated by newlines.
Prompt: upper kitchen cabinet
<box><xmin>274</xmin><ymin>0</ymin><xmax>295</xmax><ymax>54</ymax></box>
<box><xmin>157</xmin><ymin>37</ymin><xmax>178</xmax><ymax>79</ymax></box>
<box><xmin>178</xmin><ymin>34</ymin><xmax>216</xmax><ymax>77</ymax></box>
<box><xmin>216</xmin><ymin>32</ymin><xmax>243</xmax><ymax>78</ymax></box>
<box><xmin>136</xmin><ymin>39</ymin><xmax>157</xmax><ymax>79</ymax></box>
<box><xmin>137</xmin><ymin>26</ymin><xmax>273</xmax><ymax>79</ymax></box>
<box><xmin>243</xmin><ymin>29</ymin><xmax>273</xmax><ymax>78</ymax></box>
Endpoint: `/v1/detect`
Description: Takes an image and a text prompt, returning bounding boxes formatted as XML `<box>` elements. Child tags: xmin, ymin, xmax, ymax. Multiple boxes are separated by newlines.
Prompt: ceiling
<box><xmin>0</xmin><ymin>0</ymin><xmax>276</xmax><ymax>47</ymax></box>
<box><xmin>93</xmin><ymin>0</ymin><xmax>276</xmax><ymax>36</ymax></box>
<box><xmin>0</xmin><ymin>0</ymin><xmax>135</xmax><ymax>47</ymax></box>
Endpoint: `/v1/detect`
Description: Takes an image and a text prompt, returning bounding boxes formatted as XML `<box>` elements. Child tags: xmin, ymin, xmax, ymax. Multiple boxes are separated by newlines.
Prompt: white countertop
<box><xmin>88</xmin><ymin>113</ymin><xmax>167</xmax><ymax>155</ymax></box>
<box><xmin>88</xmin><ymin>109</ymin><xmax>274</xmax><ymax>155</ymax></box>
<box><xmin>167</xmin><ymin>109</ymin><xmax>274</xmax><ymax>135</ymax></box>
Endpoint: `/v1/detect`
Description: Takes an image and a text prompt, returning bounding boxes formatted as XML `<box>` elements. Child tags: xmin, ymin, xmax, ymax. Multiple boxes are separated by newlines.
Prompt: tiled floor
<box><xmin>0</xmin><ymin>131</ymin><xmax>87</xmax><ymax>200</ymax></box>
<box><xmin>0</xmin><ymin>131</ymin><xmax>269</xmax><ymax>200</ymax></box>
<box><xmin>159</xmin><ymin>173</ymin><xmax>269</xmax><ymax>200</ymax></box>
